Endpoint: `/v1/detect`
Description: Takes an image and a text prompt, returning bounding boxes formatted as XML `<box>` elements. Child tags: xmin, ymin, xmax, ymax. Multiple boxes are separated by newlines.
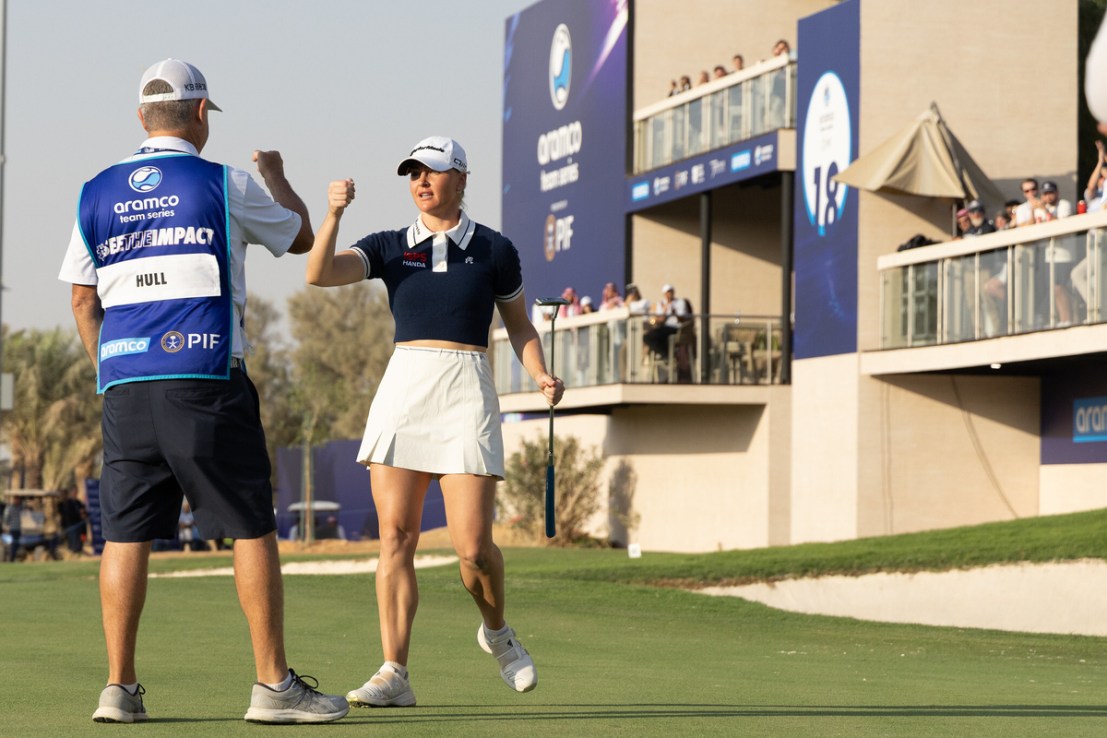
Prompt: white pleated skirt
<box><xmin>356</xmin><ymin>346</ymin><xmax>505</xmax><ymax>479</ymax></box>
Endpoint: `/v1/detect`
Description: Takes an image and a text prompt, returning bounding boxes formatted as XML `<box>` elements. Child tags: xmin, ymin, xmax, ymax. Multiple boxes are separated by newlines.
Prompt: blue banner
<box><xmin>1073</xmin><ymin>396</ymin><xmax>1107</xmax><ymax>443</ymax></box>
<box><xmin>793</xmin><ymin>0</ymin><xmax>860</xmax><ymax>359</ymax></box>
<box><xmin>625</xmin><ymin>132</ymin><xmax>780</xmax><ymax>212</ymax></box>
<box><xmin>275</xmin><ymin>440</ymin><xmax>446</xmax><ymax>541</ymax></box>
<box><xmin>1041</xmin><ymin>366</ymin><xmax>1107</xmax><ymax>464</ymax></box>
<box><xmin>502</xmin><ymin>0</ymin><xmax>629</xmax><ymax>305</ymax></box>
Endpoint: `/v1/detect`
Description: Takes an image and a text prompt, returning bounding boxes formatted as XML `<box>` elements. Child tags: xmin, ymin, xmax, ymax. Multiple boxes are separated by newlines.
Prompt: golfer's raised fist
<box><xmin>328</xmin><ymin>179</ymin><xmax>356</xmax><ymax>214</ymax></box>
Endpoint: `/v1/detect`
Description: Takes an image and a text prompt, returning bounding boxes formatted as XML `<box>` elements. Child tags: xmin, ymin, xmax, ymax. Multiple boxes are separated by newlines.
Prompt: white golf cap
<box><xmin>662</xmin><ymin>283</ymin><xmax>675</xmax><ymax>293</ymax></box>
<box><xmin>139</xmin><ymin>58</ymin><xmax>221</xmax><ymax>111</ymax></box>
<box><xmin>397</xmin><ymin>136</ymin><xmax>468</xmax><ymax>175</ymax></box>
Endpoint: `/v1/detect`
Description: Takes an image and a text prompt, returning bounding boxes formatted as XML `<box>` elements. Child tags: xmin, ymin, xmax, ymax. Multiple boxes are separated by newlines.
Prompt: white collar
<box><xmin>407</xmin><ymin>210</ymin><xmax>475</xmax><ymax>250</ymax></box>
<box><xmin>138</xmin><ymin>136</ymin><xmax>198</xmax><ymax>156</ymax></box>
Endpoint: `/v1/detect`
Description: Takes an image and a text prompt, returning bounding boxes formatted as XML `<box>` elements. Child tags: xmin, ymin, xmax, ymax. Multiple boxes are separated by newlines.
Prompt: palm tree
<box><xmin>2</xmin><ymin>327</ymin><xmax>101</xmax><ymax>490</ymax></box>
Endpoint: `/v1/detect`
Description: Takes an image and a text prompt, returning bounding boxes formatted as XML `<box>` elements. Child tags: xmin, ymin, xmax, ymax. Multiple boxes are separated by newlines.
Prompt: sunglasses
<box><xmin>1023</xmin><ymin>186</ymin><xmax>1038</xmax><ymax>193</ymax></box>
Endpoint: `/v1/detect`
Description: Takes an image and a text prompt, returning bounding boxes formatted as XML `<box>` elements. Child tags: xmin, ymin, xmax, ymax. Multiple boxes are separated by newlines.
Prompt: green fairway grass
<box><xmin>2</xmin><ymin>509</ymin><xmax>1106</xmax><ymax>737</ymax></box>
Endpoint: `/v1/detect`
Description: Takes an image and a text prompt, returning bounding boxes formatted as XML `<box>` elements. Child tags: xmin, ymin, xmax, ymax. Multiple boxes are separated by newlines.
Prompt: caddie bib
<box><xmin>77</xmin><ymin>153</ymin><xmax>232</xmax><ymax>393</ymax></box>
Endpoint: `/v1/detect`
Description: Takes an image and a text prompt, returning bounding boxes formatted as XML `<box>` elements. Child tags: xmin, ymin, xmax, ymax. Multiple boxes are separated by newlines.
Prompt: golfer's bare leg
<box><xmin>233</xmin><ymin>532</ymin><xmax>289</xmax><ymax>683</ymax></box>
<box><xmin>100</xmin><ymin>540</ymin><xmax>152</xmax><ymax>684</ymax></box>
<box><xmin>370</xmin><ymin>465</ymin><xmax>431</xmax><ymax>666</ymax></box>
<box><xmin>441</xmin><ymin>474</ymin><xmax>505</xmax><ymax>629</ymax></box>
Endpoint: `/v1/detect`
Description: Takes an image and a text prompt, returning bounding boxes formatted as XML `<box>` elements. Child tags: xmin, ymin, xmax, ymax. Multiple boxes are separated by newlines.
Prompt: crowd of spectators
<box><xmin>666</xmin><ymin>39</ymin><xmax>791</xmax><ymax>98</ymax></box>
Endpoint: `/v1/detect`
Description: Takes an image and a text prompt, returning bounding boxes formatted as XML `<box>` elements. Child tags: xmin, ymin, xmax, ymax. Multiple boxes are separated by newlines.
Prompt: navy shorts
<box><xmin>100</xmin><ymin>370</ymin><xmax>276</xmax><ymax>542</ymax></box>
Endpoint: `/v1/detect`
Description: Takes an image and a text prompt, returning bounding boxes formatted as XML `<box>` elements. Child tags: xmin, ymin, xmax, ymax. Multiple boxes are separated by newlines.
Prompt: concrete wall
<box><xmin>856</xmin><ymin>374</ymin><xmax>1041</xmax><ymax>537</ymax></box>
<box><xmin>790</xmin><ymin>354</ymin><xmax>861</xmax><ymax>542</ymax></box>
<box><xmin>1040</xmin><ymin>464</ymin><xmax>1107</xmax><ymax>515</ymax></box>
<box><xmin>631</xmin><ymin>182</ymin><xmax>784</xmax><ymax>316</ymax></box>
<box><xmin>501</xmin><ymin>398</ymin><xmax>789</xmax><ymax>552</ymax></box>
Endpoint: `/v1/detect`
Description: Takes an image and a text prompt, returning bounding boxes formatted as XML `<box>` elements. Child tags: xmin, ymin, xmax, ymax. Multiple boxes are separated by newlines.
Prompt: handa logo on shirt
<box><xmin>403</xmin><ymin>251</ymin><xmax>428</xmax><ymax>268</ymax></box>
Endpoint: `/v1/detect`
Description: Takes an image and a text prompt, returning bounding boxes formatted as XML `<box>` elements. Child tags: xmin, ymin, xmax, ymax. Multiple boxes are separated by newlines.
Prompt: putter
<box><xmin>534</xmin><ymin>297</ymin><xmax>570</xmax><ymax>538</ymax></box>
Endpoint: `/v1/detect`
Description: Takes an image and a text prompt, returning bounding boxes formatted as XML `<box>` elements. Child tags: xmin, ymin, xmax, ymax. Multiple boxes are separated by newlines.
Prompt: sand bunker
<box><xmin>700</xmin><ymin>559</ymin><xmax>1107</xmax><ymax>637</ymax></box>
<box><xmin>151</xmin><ymin>554</ymin><xmax>457</xmax><ymax>578</ymax></box>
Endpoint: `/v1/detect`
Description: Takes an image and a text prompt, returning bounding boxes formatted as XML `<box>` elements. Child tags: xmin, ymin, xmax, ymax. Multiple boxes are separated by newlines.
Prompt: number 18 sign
<box><xmin>802</xmin><ymin>72</ymin><xmax>852</xmax><ymax>237</ymax></box>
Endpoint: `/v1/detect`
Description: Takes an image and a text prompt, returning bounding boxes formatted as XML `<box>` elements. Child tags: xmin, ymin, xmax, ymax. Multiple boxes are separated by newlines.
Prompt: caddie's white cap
<box><xmin>397</xmin><ymin>136</ymin><xmax>468</xmax><ymax>175</ymax></box>
<box><xmin>139</xmin><ymin>59</ymin><xmax>222</xmax><ymax>111</ymax></box>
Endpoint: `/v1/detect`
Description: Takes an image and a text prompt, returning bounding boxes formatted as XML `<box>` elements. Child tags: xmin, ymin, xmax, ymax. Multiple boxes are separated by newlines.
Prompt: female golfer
<box><xmin>306</xmin><ymin>136</ymin><xmax>563</xmax><ymax>707</ymax></box>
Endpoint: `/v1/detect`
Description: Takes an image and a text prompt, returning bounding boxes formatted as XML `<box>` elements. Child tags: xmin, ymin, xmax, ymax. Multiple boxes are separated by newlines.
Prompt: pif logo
<box><xmin>543</xmin><ymin>213</ymin><xmax>574</xmax><ymax>262</ymax></box>
<box><xmin>161</xmin><ymin>331</ymin><xmax>184</xmax><ymax>353</ymax></box>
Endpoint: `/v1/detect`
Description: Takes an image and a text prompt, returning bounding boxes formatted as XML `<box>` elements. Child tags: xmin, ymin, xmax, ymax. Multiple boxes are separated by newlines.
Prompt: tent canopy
<box><xmin>834</xmin><ymin>103</ymin><xmax>1005</xmax><ymax>208</ymax></box>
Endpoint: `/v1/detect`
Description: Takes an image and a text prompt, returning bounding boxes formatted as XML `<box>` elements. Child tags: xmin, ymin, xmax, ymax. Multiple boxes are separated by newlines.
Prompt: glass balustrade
<box><xmin>491</xmin><ymin>311</ymin><xmax>784</xmax><ymax>394</ymax></box>
<box><xmin>633</xmin><ymin>58</ymin><xmax>795</xmax><ymax>174</ymax></box>
<box><xmin>879</xmin><ymin>218</ymin><xmax>1107</xmax><ymax>348</ymax></box>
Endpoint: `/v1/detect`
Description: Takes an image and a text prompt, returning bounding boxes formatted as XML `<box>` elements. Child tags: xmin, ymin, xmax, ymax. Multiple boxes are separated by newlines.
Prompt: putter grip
<box><xmin>545</xmin><ymin>465</ymin><xmax>556</xmax><ymax>538</ymax></box>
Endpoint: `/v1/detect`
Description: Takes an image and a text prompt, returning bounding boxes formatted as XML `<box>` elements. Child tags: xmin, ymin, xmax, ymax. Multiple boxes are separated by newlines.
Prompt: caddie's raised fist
<box><xmin>253</xmin><ymin>150</ymin><xmax>285</xmax><ymax>179</ymax></box>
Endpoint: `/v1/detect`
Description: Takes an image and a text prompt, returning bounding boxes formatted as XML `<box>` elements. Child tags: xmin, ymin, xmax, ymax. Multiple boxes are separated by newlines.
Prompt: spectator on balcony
<box><xmin>713</xmin><ymin>65</ymin><xmax>728</xmax><ymax>79</ymax></box>
<box><xmin>1034</xmin><ymin>181</ymin><xmax>1073</xmax><ymax>223</ymax></box>
<box><xmin>994</xmin><ymin>209</ymin><xmax>1013</xmax><ymax>230</ymax></box>
<box><xmin>1085</xmin><ymin>140</ymin><xmax>1107</xmax><ymax>212</ymax></box>
<box><xmin>1032</xmin><ymin>181</ymin><xmax>1077</xmax><ymax>325</ymax></box>
<box><xmin>772</xmin><ymin>39</ymin><xmax>793</xmax><ymax>59</ymax></box>
<box><xmin>955</xmin><ymin>207</ymin><xmax>971</xmax><ymax>237</ymax></box>
<box><xmin>679</xmin><ymin>75</ymin><xmax>692</xmax><ymax>92</ymax></box>
<box><xmin>557</xmin><ymin>287</ymin><xmax>583</xmax><ymax>318</ymax></box>
<box><xmin>696</xmin><ymin>70</ymin><xmax>710</xmax><ymax>86</ymax></box>
<box><xmin>963</xmin><ymin>201</ymin><xmax>996</xmax><ymax>236</ymax></box>
<box><xmin>644</xmin><ymin>284</ymin><xmax>695</xmax><ymax>382</ymax></box>
<box><xmin>599</xmin><ymin>282</ymin><xmax>624</xmax><ymax>311</ymax></box>
<box><xmin>625</xmin><ymin>284</ymin><xmax>650</xmax><ymax>315</ymax></box>
<box><xmin>579</xmin><ymin>296</ymin><xmax>595</xmax><ymax>314</ymax></box>
<box><xmin>732</xmin><ymin>54</ymin><xmax>744</xmax><ymax>73</ymax></box>
<box><xmin>1014</xmin><ymin>178</ymin><xmax>1042</xmax><ymax>227</ymax></box>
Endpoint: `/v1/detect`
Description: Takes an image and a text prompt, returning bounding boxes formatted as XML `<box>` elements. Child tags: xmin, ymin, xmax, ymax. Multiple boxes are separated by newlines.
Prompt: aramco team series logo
<box><xmin>549</xmin><ymin>23</ymin><xmax>571</xmax><ymax>111</ymax></box>
<box><xmin>128</xmin><ymin>166</ymin><xmax>163</xmax><ymax>193</ymax></box>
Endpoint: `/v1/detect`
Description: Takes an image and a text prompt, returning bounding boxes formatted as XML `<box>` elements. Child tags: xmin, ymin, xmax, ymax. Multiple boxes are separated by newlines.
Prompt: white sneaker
<box><xmin>345</xmin><ymin>664</ymin><xmax>416</xmax><ymax>707</ymax></box>
<box><xmin>477</xmin><ymin>623</ymin><xmax>538</xmax><ymax>693</ymax></box>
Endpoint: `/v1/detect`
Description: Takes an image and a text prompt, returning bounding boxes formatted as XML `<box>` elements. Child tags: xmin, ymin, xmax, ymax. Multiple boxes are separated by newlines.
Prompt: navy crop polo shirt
<box><xmin>348</xmin><ymin>212</ymin><xmax>523</xmax><ymax>347</ymax></box>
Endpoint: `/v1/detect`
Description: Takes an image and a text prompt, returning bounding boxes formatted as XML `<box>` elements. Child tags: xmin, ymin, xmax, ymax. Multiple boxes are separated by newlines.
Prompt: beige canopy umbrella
<box><xmin>834</xmin><ymin>102</ymin><xmax>1005</xmax><ymax>207</ymax></box>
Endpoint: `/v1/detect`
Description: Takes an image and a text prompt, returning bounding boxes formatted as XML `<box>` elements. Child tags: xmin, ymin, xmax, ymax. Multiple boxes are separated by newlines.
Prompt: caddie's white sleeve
<box><xmin>227</xmin><ymin>167</ymin><xmax>303</xmax><ymax>257</ymax></box>
<box><xmin>58</xmin><ymin>221</ymin><xmax>98</xmax><ymax>286</ymax></box>
<box><xmin>1087</xmin><ymin>11</ymin><xmax>1107</xmax><ymax>124</ymax></box>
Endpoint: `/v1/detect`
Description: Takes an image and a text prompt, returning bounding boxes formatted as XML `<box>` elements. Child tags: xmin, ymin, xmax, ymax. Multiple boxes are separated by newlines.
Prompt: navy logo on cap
<box><xmin>129</xmin><ymin>166</ymin><xmax>163</xmax><ymax>193</ymax></box>
<box><xmin>549</xmin><ymin>24</ymin><xmax>572</xmax><ymax>111</ymax></box>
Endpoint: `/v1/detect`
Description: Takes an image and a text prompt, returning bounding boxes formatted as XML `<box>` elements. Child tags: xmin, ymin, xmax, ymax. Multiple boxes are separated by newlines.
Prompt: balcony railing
<box><xmin>492</xmin><ymin>309</ymin><xmax>784</xmax><ymax>395</ymax></box>
<box><xmin>877</xmin><ymin>211</ymin><xmax>1107</xmax><ymax>348</ymax></box>
<box><xmin>633</xmin><ymin>55</ymin><xmax>796</xmax><ymax>174</ymax></box>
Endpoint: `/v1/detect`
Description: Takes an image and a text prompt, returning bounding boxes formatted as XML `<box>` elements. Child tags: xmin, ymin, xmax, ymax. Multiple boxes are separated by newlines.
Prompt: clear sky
<box><xmin>2</xmin><ymin>0</ymin><xmax>535</xmax><ymax>333</ymax></box>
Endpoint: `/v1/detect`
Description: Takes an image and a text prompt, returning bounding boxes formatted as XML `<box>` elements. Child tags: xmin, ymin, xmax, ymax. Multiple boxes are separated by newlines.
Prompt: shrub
<box><xmin>500</xmin><ymin>434</ymin><xmax>604</xmax><ymax>545</ymax></box>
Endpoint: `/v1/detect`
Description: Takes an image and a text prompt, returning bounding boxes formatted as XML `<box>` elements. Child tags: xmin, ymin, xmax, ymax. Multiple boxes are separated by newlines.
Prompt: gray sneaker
<box><xmin>92</xmin><ymin>684</ymin><xmax>148</xmax><ymax>723</ymax></box>
<box><xmin>244</xmin><ymin>670</ymin><xmax>349</xmax><ymax>724</ymax></box>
